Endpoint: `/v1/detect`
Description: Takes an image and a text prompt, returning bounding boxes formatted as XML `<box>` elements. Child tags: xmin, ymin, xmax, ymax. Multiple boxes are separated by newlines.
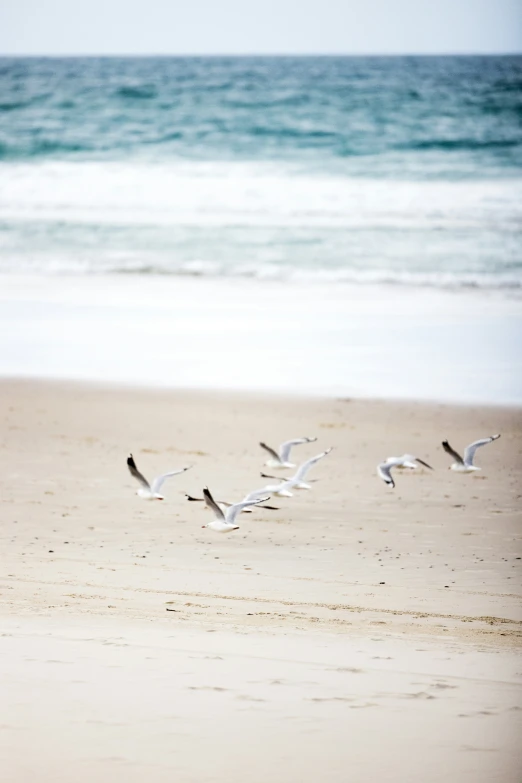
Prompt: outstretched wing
<box><xmin>464</xmin><ymin>434</ymin><xmax>500</xmax><ymax>466</ymax></box>
<box><xmin>293</xmin><ymin>448</ymin><xmax>332</xmax><ymax>482</ymax></box>
<box><xmin>415</xmin><ymin>458</ymin><xmax>434</xmax><ymax>470</ymax></box>
<box><xmin>442</xmin><ymin>441</ymin><xmax>464</xmax><ymax>465</ymax></box>
<box><xmin>377</xmin><ymin>462</ymin><xmax>395</xmax><ymax>488</ymax></box>
<box><xmin>243</xmin><ymin>485</ymin><xmax>271</xmax><ymax>503</ymax></box>
<box><xmin>279</xmin><ymin>437</ymin><xmax>317</xmax><ymax>464</ymax></box>
<box><xmin>151</xmin><ymin>465</ymin><xmax>192</xmax><ymax>494</ymax></box>
<box><xmin>127</xmin><ymin>454</ymin><xmax>150</xmax><ymax>490</ymax></box>
<box><xmin>203</xmin><ymin>487</ymin><xmax>226</xmax><ymax>521</ymax></box>
<box><xmin>226</xmin><ymin>496</ymin><xmax>270</xmax><ymax>524</ymax></box>
<box><xmin>259</xmin><ymin>442</ymin><xmax>281</xmax><ymax>462</ymax></box>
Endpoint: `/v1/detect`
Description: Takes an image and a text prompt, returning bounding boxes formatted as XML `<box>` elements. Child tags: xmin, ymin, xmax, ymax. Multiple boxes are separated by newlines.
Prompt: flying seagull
<box><xmin>200</xmin><ymin>487</ymin><xmax>270</xmax><ymax>532</ymax></box>
<box><xmin>385</xmin><ymin>454</ymin><xmax>434</xmax><ymax>470</ymax></box>
<box><xmin>442</xmin><ymin>435</ymin><xmax>500</xmax><ymax>473</ymax></box>
<box><xmin>377</xmin><ymin>454</ymin><xmax>434</xmax><ymax>488</ymax></box>
<box><xmin>127</xmin><ymin>453</ymin><xmax>192</xmax><ymax>499</ymax></box>
<box><xmin>245</xmin><ymin>448</ymin><xmax>333</xmax><ymax>500</ymax></box>
<box><xmin>185</xmin><ymin>494</ymin><xmax>279</xmax><ymax>512</ymax></box>
<box><xmin>377</xmin><ymin>458</ymin><xmax>401</xmax><ymax>489</ymax></box>
<box><xmin>259</xmin><ymin>437</ymin><xmax>317</xmax><ymax>468</ymax></box>
<box><xmin>259</xmin><ymin>447</ymin><xmax>333</xmax><ymax>490</ymax></box>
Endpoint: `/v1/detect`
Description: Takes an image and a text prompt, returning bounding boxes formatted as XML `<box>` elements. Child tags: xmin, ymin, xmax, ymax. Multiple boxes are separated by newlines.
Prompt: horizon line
<box><xmin>1</xmin><ymin>51</ymin><xmax>521</xmax><ymax>58</ymax></box>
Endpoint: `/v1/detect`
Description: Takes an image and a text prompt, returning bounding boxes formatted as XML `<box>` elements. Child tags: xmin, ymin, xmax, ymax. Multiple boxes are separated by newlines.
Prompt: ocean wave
<box><xmin>0</xmin><ymin>254</ymin><xmax>520</xmax><ymax>293</ymax></box>
<box><xmin>249</xmin><ymin>126</ymin><xmax>340</xmax><ymax>141</ymax></box>
<box><xmin>0</xmin><ymin>139</ymin><xmax>93</xmax><ymax>160</ymax></box>
<box><xmin>0</xmin><ymin>55</ymin><xmax>521</xmax><ymax>169</ymax></box>
<box><xmin>398</xmin><ymin>138</ymin><xmax>520</xmax><ymax>152</ymax></box>
<box><xmin>116</xmin><ymin>84</ymin><xmax>158</xmax><ymax>100</ymax></box>
<box><xmin>0</xmin><ymin>100</ymin><xmax>34</xmax><ymax>112</ymax></box>
<box><xmin>492</xmin><ymin>78</ymin><xmax>522</xmax><ymax>93</ymax></box>
<box><xmin>114</xmin><ymin>265</ymin><xmax>522</xmax><ymax>291</ymax></box>
<box><xmin>0</xmin><ymin>160</ymin><xmax>519</xmax><ymax>295</ymax></box>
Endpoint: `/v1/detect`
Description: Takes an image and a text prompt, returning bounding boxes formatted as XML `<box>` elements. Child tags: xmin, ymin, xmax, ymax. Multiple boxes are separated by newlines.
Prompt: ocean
<box><xmin>1</xmin><ymin>56</ymin><xmax>521</xmax><ymax>402</ymax></box>
<box><xmin>0</xmin><ymin>55</ymin><xmax>521</xmax><ymax>289</ymax></box>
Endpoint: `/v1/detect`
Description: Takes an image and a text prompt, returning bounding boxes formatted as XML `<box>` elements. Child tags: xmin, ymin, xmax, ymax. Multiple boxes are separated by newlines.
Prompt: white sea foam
<box><xmin>0</xmin><ymin>160</ymin><xmax>521</xmax><ymax>290</ymax></box>
<box><xmin>1</xmin><ymin>160</ymin><xmax>520</xmax><ymax>227</ymax></box>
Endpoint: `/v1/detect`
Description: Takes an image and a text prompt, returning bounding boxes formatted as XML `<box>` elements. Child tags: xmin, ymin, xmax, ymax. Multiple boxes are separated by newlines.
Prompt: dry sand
<box><xmin>0</xmin><ymin>379</ymin><xmax>521</xmax><ymax>782</ymax></box>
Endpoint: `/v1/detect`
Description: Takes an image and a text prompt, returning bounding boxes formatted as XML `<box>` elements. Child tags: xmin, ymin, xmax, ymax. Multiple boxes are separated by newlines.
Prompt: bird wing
<box><xmin>442</xmin><ymin>441</ymin><xmax>464</xmax><ymax>465</ymax></box>
<box><xmin>463</xmin><ymin>434</ymin><xmax>500</xmax><ymax>466</ymax></box>
<box><xmin>202</xmin><ymin>487</ymin><xmax>226</xmax><ymax>521</ymax></box>
<box><xmin>279</xmin><ymin>437</ymin><xmax>316</xmax><ymax>463</ymax></box>
<box><xmin>151</xmin><ymin>465</ymin><xmax>192</xmax><ymax>494</ymax></box>
<box><xmin>127</xmin><ymin>454</ymin><xmax>150</xmax><ymax>490</ymax></box>
<box><xmin>243</xmin><ymin>484</ymin><xmax>273</xmax><ymax>502</ymax></box>
<box><xmin>415</xmin><ymin>457</ymin><xmax>434</xmax><ymax>470</ymax></box>
<box><xmin>259</xmin><ymin>442</ymin><xmax>281</xmax><ymax>462</ymax></box>
<box><xmin>377</xmin><ymin>462</ymin><xmax>395</xmax><ymax>488</ymax></box>
<box><xmin>226</xmin><ymin>496</ymin><xmax>270</xmax><ymax>524</ymax></box>
<box><xmin>293</xmin><ymin>448</ymin><xmax>332</xmax><ymax>482</ymax></box>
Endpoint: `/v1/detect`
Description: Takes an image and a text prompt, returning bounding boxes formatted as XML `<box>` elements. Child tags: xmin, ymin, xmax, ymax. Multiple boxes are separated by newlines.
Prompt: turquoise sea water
<box><xmin>0</xmin><ymin>56</ymin><xmax>521</xmax><ymax>290</ymax></box>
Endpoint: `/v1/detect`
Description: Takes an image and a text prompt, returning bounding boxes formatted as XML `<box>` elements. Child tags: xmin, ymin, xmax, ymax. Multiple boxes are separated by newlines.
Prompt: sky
<box><xmin>0</xmin><ymin>0</ymin><xmax>521</xmax><ymax>56</ymax></box>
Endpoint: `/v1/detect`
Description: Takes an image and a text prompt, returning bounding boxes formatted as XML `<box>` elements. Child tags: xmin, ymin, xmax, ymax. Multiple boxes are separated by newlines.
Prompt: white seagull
<box><xmin>259</xmin><ymin>437</ymin><xmax>317</xmax><ymax>468</ymax></box>
<box><xmin>385</xmin><ymin>454</ymin><xmax>434</xmax><ymax>470</ymax></box>
<box><xmin>377</xmin><ymin>454</ymin><xmax>432</xmax><ymax>488</ymax></box>
<box><xmin>377</xmin><ymin>458</ymin><xmax>403</xmax><ymax>489</ymax></box>
<box><xmin>442</xmin><ymin>435</ymin><xmax>501</xmax><ymax>473</ymax></box>
<box><xmin>185</xmin><ymin>494</ymin><xmax>279</xmax><ymax>513</ymax></box>
<box><xmin>259</xmin><ymin>447</ymin><xmax>333</xmax><ymax>490</ymax></box>
<box><xmin>127</xmin><ymin>453</ymin><xmax>192</xmax><ymax>500</ymax></box>
<box><xmin>200</xmin><ymin>487</ymin><xmax>270</xmax><ymax>532</ymax></box>
<box><xmin>245</xmin><ymin>448</ymin><xmax>333</xmax><ymax>500</ymax></box>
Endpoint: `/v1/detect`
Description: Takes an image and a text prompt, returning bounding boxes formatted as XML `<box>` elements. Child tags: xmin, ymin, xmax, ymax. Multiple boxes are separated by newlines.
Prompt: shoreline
<box><xmin>1</xmin><ymin>274</ymin><xmax>522</xmax><ymax>405</ymax></box>
<box><xmin>3</xmin><ymin>374</ymin><xmax>522</xmax><ymax>411</ymax></box>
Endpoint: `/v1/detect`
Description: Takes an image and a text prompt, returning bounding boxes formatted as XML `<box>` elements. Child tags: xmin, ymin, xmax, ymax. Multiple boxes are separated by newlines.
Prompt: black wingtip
<box><xmin>127</xmin><ymin>454</ymin><xmax>136</xmax><ymax>468</ymax></box>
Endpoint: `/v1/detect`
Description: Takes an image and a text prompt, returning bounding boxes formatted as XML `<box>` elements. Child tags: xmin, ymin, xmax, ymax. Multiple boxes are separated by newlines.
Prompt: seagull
<box><xmin>442</xmin><ymin>435</ymin><xmax>500</xmax><ymax>473</ymax></box>
<box><xmin>200</xmin><ymin>487</ymin><xmax>270</xmax><ymax>532</ymax></box>
<box><xmin>127</xmin><ymin>453</ymin><xmax>192</xmax><ymax>500</ymax></box>
<box><xmin>259</xmin><ymin>447</ymin><xmax>333</xmax><ymax>490</ymax></box>
<box><xmin>185</xmin><ymin>494</ymin><xmax>279</xmax><ymax>512</ymax></box>
<box><xmin>385</xmin><ymin>454</ymin><xmax>434</xmax><ymax>470</ymax></box>
<box><xmin>243</xmin><ymin>477</ymin><xmax>295</xmax><ymax>501</ymax></box>
<box><xmin>259</xmin><ymin>437</ymin><xmax>317</xmax><ymax>468</ymax></box>
<box><xmin>245</xmin><ymin>448</ymin><xmax>333</xmax><ymax>499</ymax></box>
<box><xmin>377</xmin><ymin>458</ymin><xmax>402</xmax><ymax>488</ymax></box>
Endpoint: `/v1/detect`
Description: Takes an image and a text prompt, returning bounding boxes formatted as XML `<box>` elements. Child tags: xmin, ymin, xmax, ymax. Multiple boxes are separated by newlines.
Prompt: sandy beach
<box><xmin>0</xmin><ymin>378</ymin><xmax>521</xmax><ymax>782</ymax></box>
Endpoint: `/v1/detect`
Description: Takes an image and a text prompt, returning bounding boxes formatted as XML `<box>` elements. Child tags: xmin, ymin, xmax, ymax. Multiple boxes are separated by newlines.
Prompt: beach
<box><xmin>1</xmin><ymin>52</ymin><xmax>522</xmax><ymax>782</ymax></box>
<box><xmin>1</xmin><ymin>379</ymin><xmax>521</xmax><ymax>782</ymax></box>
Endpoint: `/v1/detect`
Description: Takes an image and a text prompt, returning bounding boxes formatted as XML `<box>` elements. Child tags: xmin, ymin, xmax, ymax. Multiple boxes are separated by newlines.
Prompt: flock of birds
<box><xmin>126</xmin><ymin>433</ymin><xmax>501</xmax><ymax>533</ymax></box>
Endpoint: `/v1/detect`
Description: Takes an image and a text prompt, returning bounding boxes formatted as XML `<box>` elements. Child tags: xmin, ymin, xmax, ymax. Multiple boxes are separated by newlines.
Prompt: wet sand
<box><xmin>0</xmin><ymin>379</ymin><xmax>521</xmax><ymax>782</ymax></box>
